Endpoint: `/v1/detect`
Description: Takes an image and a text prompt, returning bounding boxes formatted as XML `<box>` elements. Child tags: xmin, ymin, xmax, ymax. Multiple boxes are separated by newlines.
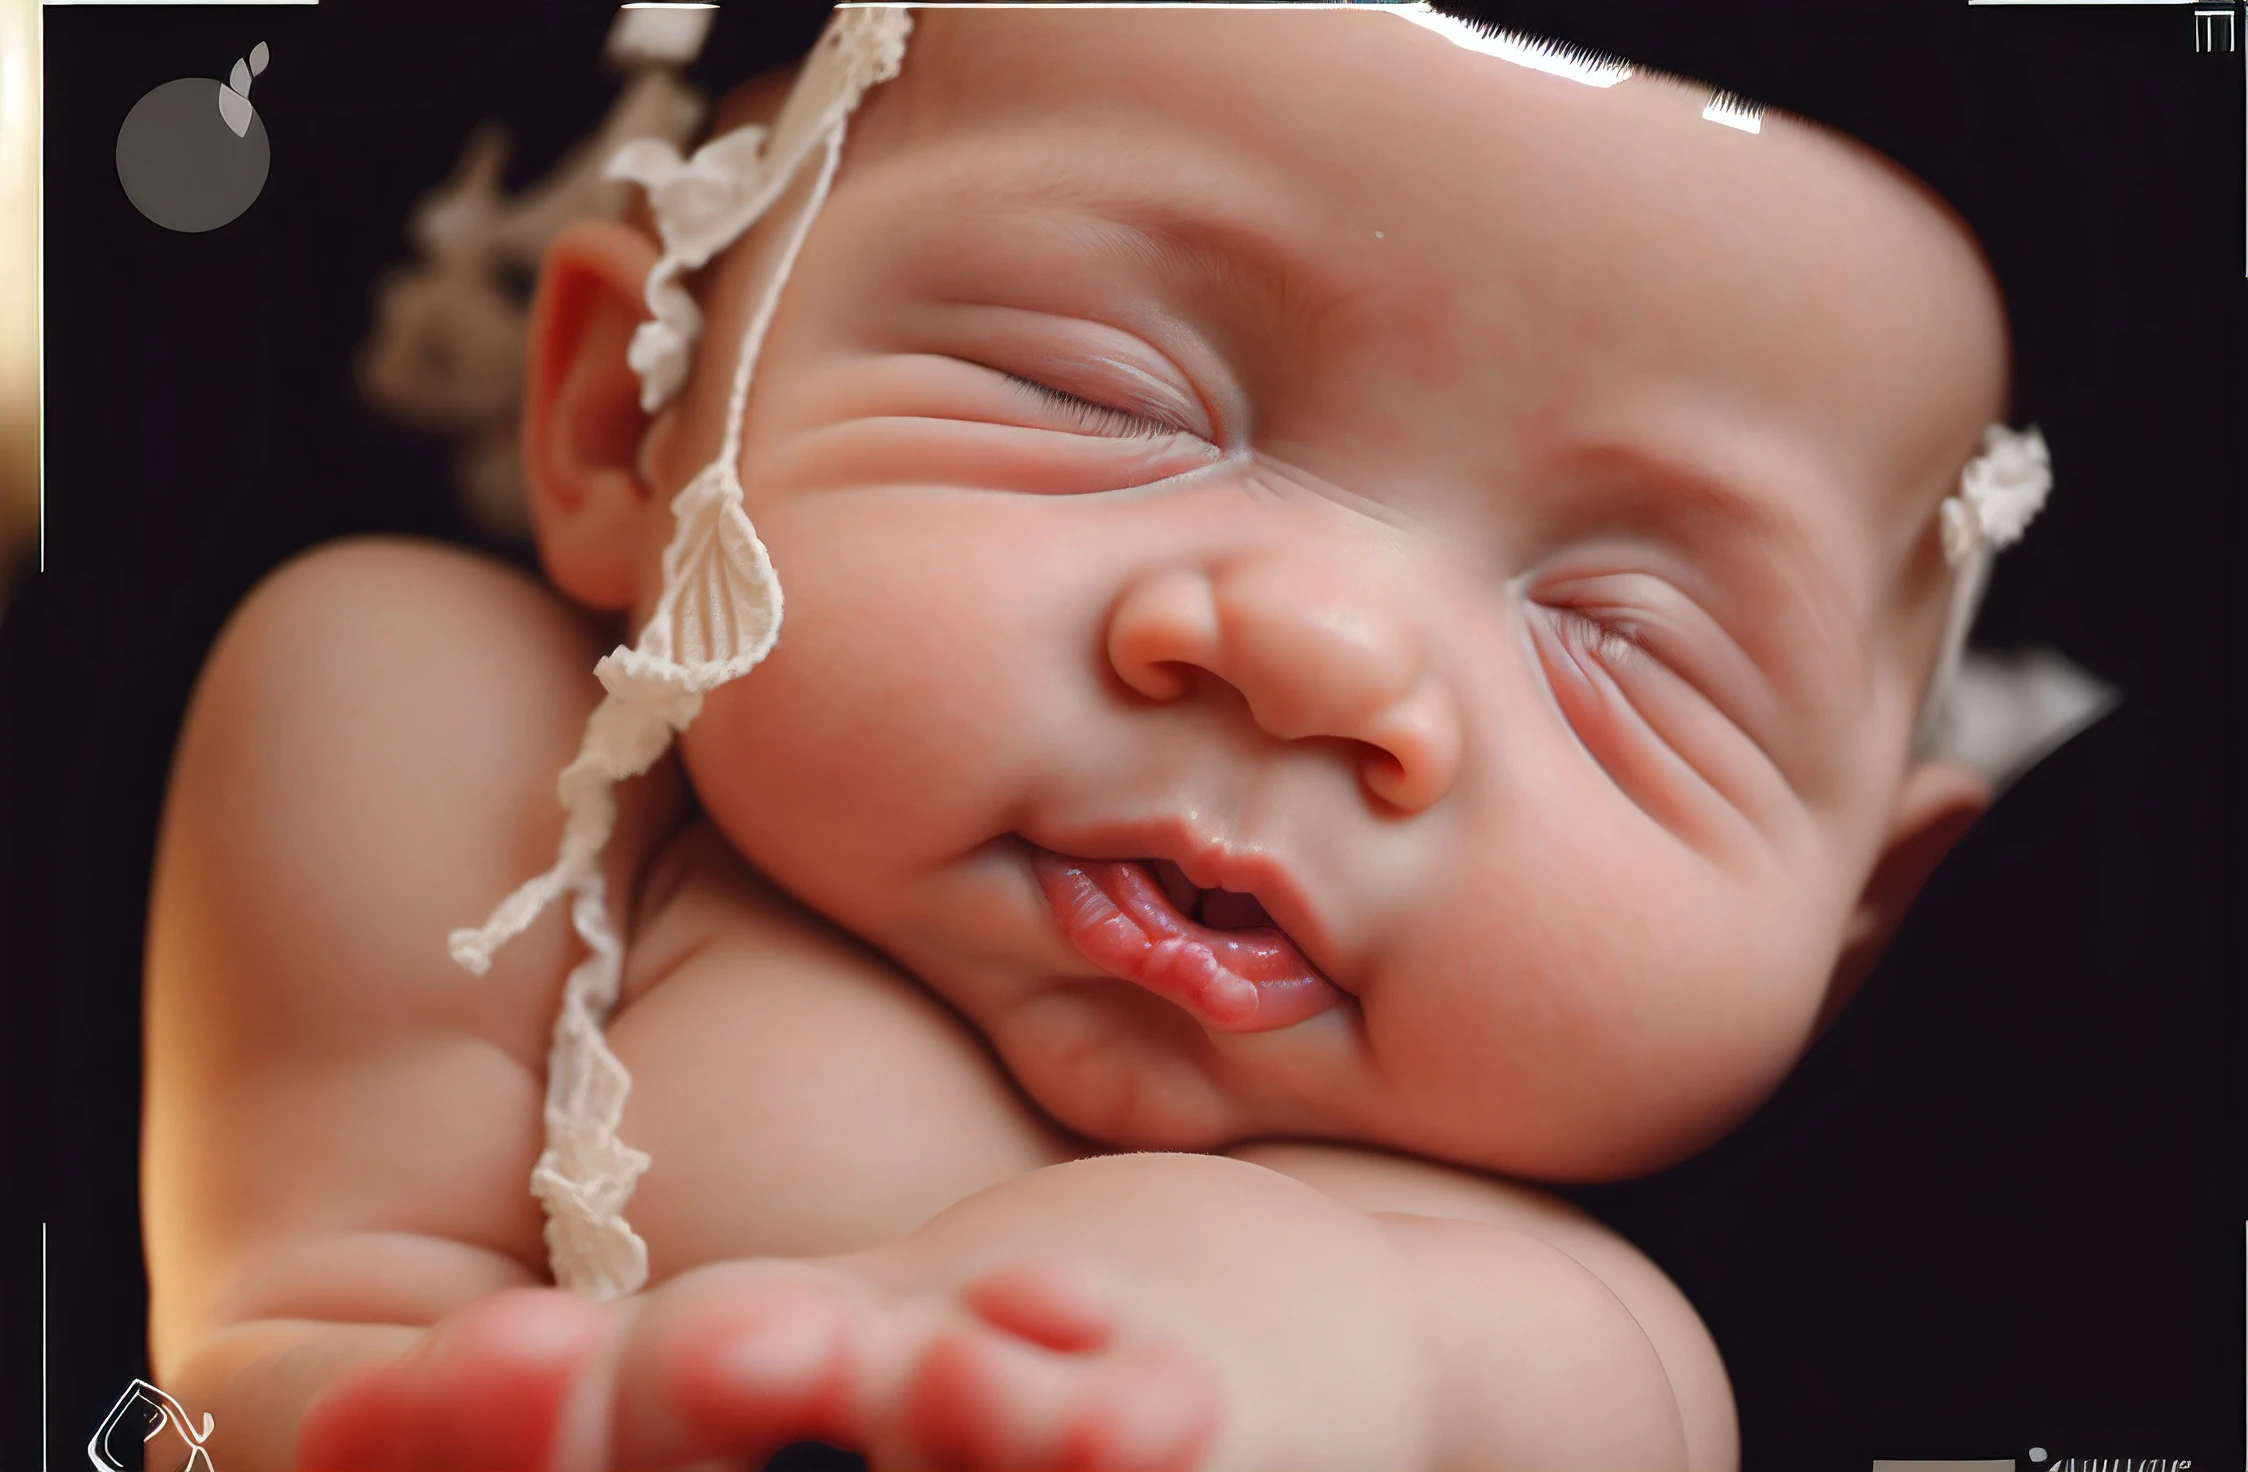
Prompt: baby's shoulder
<box><xmin>161</xmin><ymin>536</ymin><xmax>676</xmax><ymax>1064</ymax></box>
<box><xmin>145</xmin><ymin>538</ymin><xmax>682</xmax><ymax>1352</ymax></box>
<box><xmin>210</xmin><ymin>536</ymin><xmax>605</xmax><ymax>719</ymax></box>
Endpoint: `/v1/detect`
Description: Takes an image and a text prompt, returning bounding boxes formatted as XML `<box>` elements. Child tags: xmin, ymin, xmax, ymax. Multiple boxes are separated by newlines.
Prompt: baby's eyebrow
<box><xmin>1051</xmin><ymin>203</ymin><xmax>1357</xmax><ymax>343</ymax></box>
<box><xmin>895</xmin><ymin>150</ymin><xmax>1360</xmax><ymax>342</ymax></box>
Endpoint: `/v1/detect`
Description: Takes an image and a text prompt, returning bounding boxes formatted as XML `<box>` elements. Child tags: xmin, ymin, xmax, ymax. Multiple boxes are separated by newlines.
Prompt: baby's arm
<box><xmin>903</xmin><ymin>1153</ymin><xmax>1702</xmax><ymax>1469</ymax></box>
<box><xmin>1232</xmin><ymin>1142</ymin><xmax>1737</xmax><ymax>1472</ymax></box>
<box><xmin>536</xmin><ymin>1150</ymin><xmax>1701</xmax><ymax>1470</ymax></box>
<box><xmin>143</xmin><ymin>538</ymin><xmax>678</xmax><ymax>1470</ymax></box>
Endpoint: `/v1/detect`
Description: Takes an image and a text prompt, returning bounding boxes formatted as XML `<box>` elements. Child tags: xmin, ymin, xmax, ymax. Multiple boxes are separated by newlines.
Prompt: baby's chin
<box><xmin>970</xmin><ymin>982</ymin><xmax>1800</xmax><ymax>1183</ymax></box>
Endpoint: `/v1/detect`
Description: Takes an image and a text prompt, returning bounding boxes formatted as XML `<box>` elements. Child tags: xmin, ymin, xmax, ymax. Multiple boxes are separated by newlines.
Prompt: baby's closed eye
<box><xmin>1001</xmin><ymin>371</ymin><xmax>1190</xmax><ymax>441</ymax></box>
<box><xmin>1528</xmin><ymin>576</ymin><xmax>1797</xmax><ymax>845</ymax></box>
<box><xmin>776</xmin><ymin>346</ymin><xmax>1224</xmax><ymax>496</ymax></box>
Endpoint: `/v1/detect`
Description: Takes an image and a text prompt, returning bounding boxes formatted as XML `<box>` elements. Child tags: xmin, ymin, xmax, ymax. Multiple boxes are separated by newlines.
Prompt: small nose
<box><xmin>1106</xmin><ymin>556</ymin><xmax>1462</xmax><ymax>811</ymax></box>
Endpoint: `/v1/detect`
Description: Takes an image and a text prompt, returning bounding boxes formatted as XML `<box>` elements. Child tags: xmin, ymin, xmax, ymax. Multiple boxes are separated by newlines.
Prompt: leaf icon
<box><xmin>217</xmin><ymin>83</ymin><xmax>254</xmax><ymax>138</ymax></box>
<box><xmin>230</xmin><ymin>57</ymin><xmax>251</xmax><ymax>96</ymax></box>
<box><xmin>250</xmin><ymin>41</ymin><xmax>270</xmax><ymax>76</ymax></box>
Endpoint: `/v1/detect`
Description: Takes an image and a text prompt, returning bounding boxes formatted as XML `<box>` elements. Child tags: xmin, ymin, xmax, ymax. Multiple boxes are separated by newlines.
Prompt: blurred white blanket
<box><xmin>1926</xmin><ymin>647</ymin><xmax>2119</xmax><ymax>792</ymax></box>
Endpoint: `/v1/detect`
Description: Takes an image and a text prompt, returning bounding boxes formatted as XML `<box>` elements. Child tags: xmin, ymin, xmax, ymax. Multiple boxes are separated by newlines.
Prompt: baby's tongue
<box><xmin>1148</xmin><ymin>858</ymin><xmax>1275</xmax><ymax>930</ymax></box>
<box><xmin>1199</xmin><ymin>887</ymin><xmax>1273</xmax><ymax>930</ymax></box>
<box><xmin>1150</xmin><ymin>858</ymin><xmax>1201</xmax><ymax>917</ymax></box>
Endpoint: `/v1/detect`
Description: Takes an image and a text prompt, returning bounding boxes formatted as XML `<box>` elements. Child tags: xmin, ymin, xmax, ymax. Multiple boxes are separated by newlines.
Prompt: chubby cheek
<box><xmin>679</xmin><ymin>495</ymin><xmax>1092</xmax><ymax>916</ymax></box>
<box><xmin>1370</xmin><ymin>783</ymin><xmax>1840</xmax><ymax>1178</ymax></box>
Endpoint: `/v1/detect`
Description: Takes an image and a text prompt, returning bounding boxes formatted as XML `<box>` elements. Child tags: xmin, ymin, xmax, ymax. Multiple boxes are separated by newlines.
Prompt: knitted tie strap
<box><xmin>447</xmin><ymin>4</ymin><xmax>913</xmax><ymax>1301</ymax></box>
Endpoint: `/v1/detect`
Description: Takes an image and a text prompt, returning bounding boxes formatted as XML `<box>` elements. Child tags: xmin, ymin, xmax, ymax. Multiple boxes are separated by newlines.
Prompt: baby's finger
<box><xmin>583</xmin><ymin>1261</ymin><xmax>866</xmax><ymax>1470</ymax></box>
<box><xmin>298</xmin><ymin>1287</ymin><xmax>615</xmax><ymax>1471</ymax></box>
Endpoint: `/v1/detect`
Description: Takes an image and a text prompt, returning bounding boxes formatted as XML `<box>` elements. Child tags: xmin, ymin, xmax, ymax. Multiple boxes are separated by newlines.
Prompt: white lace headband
<box><xmin>1918</xmin><ymin>421</ymin><xmax>2057</xmax><ymax>757</ymax></box>
<box><xmin>446</xmin><ymin>2</ymin><xmax>2058</xmax><ymax>1302</ymax></box>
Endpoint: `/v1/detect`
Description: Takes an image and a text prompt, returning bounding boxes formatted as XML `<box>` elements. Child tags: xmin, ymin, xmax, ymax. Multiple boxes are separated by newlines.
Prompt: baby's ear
<box><xmin>522</xmin><ymin>217</ymin><xmax>665</xmax><ymax>612</ymax></box>
<box><xmin>1817</xmin><ymin>759</ymin><xmax>1992</xmax><ymax>1033</ymax></box>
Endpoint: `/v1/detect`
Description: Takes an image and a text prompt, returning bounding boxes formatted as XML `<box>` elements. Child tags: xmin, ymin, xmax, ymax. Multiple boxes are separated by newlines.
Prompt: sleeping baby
<box><xmin>142</xmin><ymin>5</ymin><xmax>2055</xmax><ymax>1469</ymax></box>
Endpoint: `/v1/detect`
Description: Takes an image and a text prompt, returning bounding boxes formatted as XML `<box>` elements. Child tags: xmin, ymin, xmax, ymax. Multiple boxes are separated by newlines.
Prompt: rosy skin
<box><xmin>143</xmin><ymin>9</ymin><xmax>2005</xmax><ymax>1470</ymax></box>
<box><xmin>637</xmin><ymin>7</ymin><xmax>2001</xmax><ymax>1176</ymax></box>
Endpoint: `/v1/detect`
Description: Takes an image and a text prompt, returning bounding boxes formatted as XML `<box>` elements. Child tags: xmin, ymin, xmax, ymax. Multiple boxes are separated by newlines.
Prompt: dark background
<box><xmin>2</xmin><ymin>2</ymin><xmax>2237</xmax><ymax>1468</ymax></box>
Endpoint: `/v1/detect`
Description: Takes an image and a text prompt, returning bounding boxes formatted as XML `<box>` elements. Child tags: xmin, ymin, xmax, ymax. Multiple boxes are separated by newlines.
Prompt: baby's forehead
<box><xmin>883</xmin><ymin>7</ymin><xmax>1940</xmax><ymax>238</ymax></box>
<box><xmin>843</xmin><ymin>8</ymin><xmax>2006</xmax><ymax>571</ymax></box>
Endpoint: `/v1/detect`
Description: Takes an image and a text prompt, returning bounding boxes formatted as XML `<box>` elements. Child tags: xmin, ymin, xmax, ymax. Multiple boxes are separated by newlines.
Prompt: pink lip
<box><xmin>1022</xmin><ymin>832</ymin><xmax>1349</xmax><ymax>1034</ymax></box>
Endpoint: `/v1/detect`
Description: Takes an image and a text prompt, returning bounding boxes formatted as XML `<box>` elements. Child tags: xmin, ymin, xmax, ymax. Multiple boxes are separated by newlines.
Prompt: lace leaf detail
<box><xmin>638</xmin><ymin>466</ymin><xmax>783</xmax><ymax>685</ymax></box>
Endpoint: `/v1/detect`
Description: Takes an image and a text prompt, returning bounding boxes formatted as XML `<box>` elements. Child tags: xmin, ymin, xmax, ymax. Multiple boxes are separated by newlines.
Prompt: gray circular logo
<box><xmin>115</xmin><ymin>43</ymin><xmax>272</xmax><ymax>233</ymax></box>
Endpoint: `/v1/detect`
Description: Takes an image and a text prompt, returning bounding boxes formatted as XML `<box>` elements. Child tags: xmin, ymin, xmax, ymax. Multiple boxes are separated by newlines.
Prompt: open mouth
<box><xmin>1027</xmin><ymin>847</ymin><xmax>1348</xmax><ymax>1033</ymax></box>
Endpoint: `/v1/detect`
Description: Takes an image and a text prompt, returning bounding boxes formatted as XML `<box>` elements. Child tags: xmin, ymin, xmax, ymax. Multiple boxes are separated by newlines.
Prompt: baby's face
<box><xmin>615</xmin><ymin>9</ymin><xmax>2007</xmax><ymax>1177</ymax></box>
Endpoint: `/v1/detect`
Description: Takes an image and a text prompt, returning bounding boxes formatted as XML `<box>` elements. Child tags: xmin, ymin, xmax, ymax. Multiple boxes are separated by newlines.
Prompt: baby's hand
<box><xmin>296</xmin><ymin>1258</ymin><xmax>1219</xmax><ymax>1471</ymax></box>
<box><xmin>295</xmin><ymin>1288</ymin><xmax>616</xmax><ymax>1471</ymax></box>
<box><xmin>589</xmin><ymin>1257</ymin><xmax>1219</xmax><ymax>1471</ymax></box>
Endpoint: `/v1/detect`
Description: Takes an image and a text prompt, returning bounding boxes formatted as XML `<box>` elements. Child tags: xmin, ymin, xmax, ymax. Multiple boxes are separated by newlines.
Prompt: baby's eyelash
<box><xmin>1560</xmin><ymin>607</ymin><xmax>1648</xmax><ymax>671</ymax></box>
<box><xmin>1003</xmin><ymin>374</ymin><xmax>1181</xmax><ymax>441</ymax></box>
